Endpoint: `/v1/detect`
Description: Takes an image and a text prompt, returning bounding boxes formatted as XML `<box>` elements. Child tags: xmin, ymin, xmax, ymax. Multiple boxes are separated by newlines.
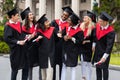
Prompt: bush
<box><xmin>112</xmin><ymin>42</ymin><xmax>120</xmax><ymax>53</ymax></box>
<box><xmin>0</xmin><ymin>41</ymin><xmax>10</xmax><ymax>53</ymax></box>
<box><xmin>0</xmin><ymin>26</ymin><xmax>4</xmax><ymax>41</ymax></box>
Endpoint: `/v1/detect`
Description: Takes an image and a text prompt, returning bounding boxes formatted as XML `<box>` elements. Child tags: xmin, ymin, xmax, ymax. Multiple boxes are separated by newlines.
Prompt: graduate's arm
<box><xmin>100</xmin><ymin>31</ymin><xmax>115</xmax><ymax>62</ymax></box>
<box><xmin>4</xmin><ymin>26</ymin><xmax>20</xmax><ymax>45</ymax></box>
<box><xmin>53</xmin><ymin>28</ymin><xmax>59</xmax><ymax>42</ymax></box>
<box><xmin>91</xmin><ymin>28</ymin><xmax>97</xmax><ymax>51</ymax></box>
<box><xmin>74</xmin><ymin>31</ymin><xmax>84</xmax><ymax>44</ymax></box>
<box><xmin>50</xmin><ymin>20</ymin><xmax>59</xmax><ymax>34</ymax></box>
<box><xmin>69</xmin><ymin>31</ymin><xmax>84</xmax><ymax>44</ymax></box>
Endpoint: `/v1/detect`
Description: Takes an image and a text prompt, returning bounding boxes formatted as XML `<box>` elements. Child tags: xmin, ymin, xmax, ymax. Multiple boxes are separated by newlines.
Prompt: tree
<box><xmin>93</xmin><ymin>0</ymin><xmax>120</xmax><ymax>31</ymax></box>
<box><xmin>0</xmin><ymin>0</ymin><xmax>14</xmax><ymax>25</ymax></box>
<box><xmin>2</xmin><ymin>0</ymin><xmax>14</xmax><ymax>15</ymax></box>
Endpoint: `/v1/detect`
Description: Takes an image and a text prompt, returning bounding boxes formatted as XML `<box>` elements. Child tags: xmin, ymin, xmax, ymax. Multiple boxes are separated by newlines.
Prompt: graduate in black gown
<box><xmin>20</xmin><ymin>7</ymin><xmax>40</xmax><ymax>80</ymax></box>
<box><xmin>92</xmin><ymin>12</ymin><xmax>115</xmax><ymax>80</ymax></box>
<box><xmin>35</xmin><ymin>14</ymin><xmax>56</xmax><ymax>80</ymax></box>
<box><xmin>79</xmin><ymin>11</ymin><xmax>96</xmax><ymax>80</ymax></box>
<box><xmin>50</xmin><ymin>6</ymin><xmax>73</xmax><ymax>80</ymax></box>
<box><xmin>61</xmin><ymin>13</ymin><xmax>84</xmax><ymax>80</ymax></box>
<box><xmin>4</xmin><ymin>8</ymin><xmax>30</xmax><ymax>80</ymax></box>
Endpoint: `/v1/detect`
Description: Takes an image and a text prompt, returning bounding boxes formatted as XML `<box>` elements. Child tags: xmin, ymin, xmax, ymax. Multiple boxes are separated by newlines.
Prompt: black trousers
<box><xmin>96</xmin><ymin>67</ymin><xmax>109</xmax><ymax>80</ymax></box>
<box><xmin>53</xmin><ymin>64</ymin><xmax>62</xmax><ymax>80</ymax></box>
<box><xmin>11</xmin><ymin>65</ymin><xmax>29</xmax><ymax>80</ymax></box>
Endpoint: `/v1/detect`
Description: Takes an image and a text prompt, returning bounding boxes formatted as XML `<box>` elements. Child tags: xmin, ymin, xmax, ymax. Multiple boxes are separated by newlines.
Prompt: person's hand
<box><xmin>37</xmin><ymin>35</ymin><xmax>43</xmax><ymax>40</ymax></box>
<box><xmin>67</xmin><ymin>35</ymin><xmax>72</xmax><ymax>40</ymax></box>
<box><xmin>82</xmin><ymin>41</ymin><xmax>86</xmax><ymax>44</ymax></box>
<box><xmin>92</xmin><ymin>47</ymin><xmax>95</xmax><ymax>52</ymax></box>
<box><xmin>57</xmin><ymin>33</ymin><xmax>62</xmax><ymax>38</ymax></box>
<box><xmin>31</xmin><ymin>33</ymin><xmax>36</xmax><ymax>39</ymax></box>
<box><xmin>64</xmin><ymin>35</ymin><xmax>68</xmax><ymax>41</ymax></box>
<box><xmin>32</xmin><ymin>35</ymin><xmax>43</xmax><ymax>42</ymax></box>
<box><xmin>25</xmin><ymin>34</ymin><xmax>32</xmax><ymax>41</ymax></box>
<box><xmin>58</xmin><ymin>30</ymin><xmax>62</xmax><ymax>33</ymax></box>
<box><xmin>99</xmin><ymin>58</ymin><xmax>106</xmax><ymax>63</ymax></box>
<box><xmin>18</xmin><ymin>40</ymin><xmax>26</xmax><ymax>45</ymax></box>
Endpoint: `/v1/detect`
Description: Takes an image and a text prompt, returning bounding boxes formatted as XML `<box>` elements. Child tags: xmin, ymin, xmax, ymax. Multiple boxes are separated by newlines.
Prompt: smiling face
<box><xmin>12</xmin><ymin>13</ymin><xmax>19</xmax><ymax>22</ymax></box>
<box><xmin>61</xmin><ymin>11</ymin><xmax>69</xmax><ymax>21</ymax></box>
<box><xmin>98</xmin><ymin>18</ymin><xmax>108</xmax><ymax>27</ymax></box>
<box><xmin>67</xmin><ymin>17</ymin><xmax>73</xmax><ymax>26</ymax></box>
<box><xmin>44</xmin><ymin>20</ymin><xmax>50</xmax><ymax>29</ymax></box>
<box><xmin>83</xmin><ymin>16</ymin><xmax>91</xmax><ymax>24</ymax></box>
<box><xmin>28</xmin><ymin>12</ymin><xmax>34</xmax><ymax>22</ymax></box>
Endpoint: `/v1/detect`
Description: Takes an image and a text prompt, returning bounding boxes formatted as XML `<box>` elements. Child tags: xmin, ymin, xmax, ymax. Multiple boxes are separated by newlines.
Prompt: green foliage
<box><xmin>1</xmin><ymin>0</ymin><xmax>14</xmax><ymax>25</ymax></box>
<box><xmin>112</xmin><ymin>42</ymin><xmax>120</xmax><ymax>53</ymax></box>
<box><xmin>0</xmin><ymin>41</ymin><xmax>10</xmax><ymax>53</ymax></box>
<box><xmin>0</xmin><ymin>26</ymin><xmax>4</xmax><ymax>41</ymax></box>
<box><xmin>114</xmin><ymin>21</ymin><xmax>120</xmax><ymax>32</ymax></box>
<box><xmin>0</xmin><ymin>26</ymin><xmax>10</xmax><ymax>53</ymax></box>
<box><xmin>110</xmin><ymin>53</ymin><xmax>120</xmax><ymax>66</ymax></box>
<box><xmin>2</xmin><ymin>15</ymin><xmax>8</xmax><ymax>25</ymax></box>
<box><xmin>93</xmin><ymin>0</ymin><xmax>120</xmax><ymax>33</ymax></box>
<box><xmin>2</xmin><ymin>0</ymin><xmax>14</xmax><ymax>13</ymax></box>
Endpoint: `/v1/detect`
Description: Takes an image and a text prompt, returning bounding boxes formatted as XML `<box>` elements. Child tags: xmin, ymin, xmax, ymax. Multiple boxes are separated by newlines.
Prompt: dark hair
<box><xmin>37</xmin><ymin>23</ymin><xmax>45</xmax><ymax>31</ymax></box>
<box><xmin>8</xmin><ymin>12</ymin><xmax>18</xmax><ymax>19</ymax></box>
<box><xmin>24</xmin><ymin>14</ymin><xmax>36</xmax><ymax>30</ymax></box>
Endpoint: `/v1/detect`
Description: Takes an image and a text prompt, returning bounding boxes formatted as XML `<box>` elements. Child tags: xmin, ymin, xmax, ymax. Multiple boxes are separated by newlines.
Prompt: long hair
<box><xmin>37</xmin><ymin>23</ymin><xmax>45</xmax><ymax>31</ymax></box>
<box><xmin>24</xmin><ymin>14</ymin><xmax>36</xmax><ymax>30</ymax></box>
<box><xmin>80</xmin><ymin>17</ymin><xmax>95</xmax><ymax>36</ymax></box>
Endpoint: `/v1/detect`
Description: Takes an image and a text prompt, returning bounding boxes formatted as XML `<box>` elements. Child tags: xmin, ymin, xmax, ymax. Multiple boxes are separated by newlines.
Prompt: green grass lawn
<box><xmin>110</xmin><ymin>53</ymin><xmax>120</xmax><ymax>66</ymax></box>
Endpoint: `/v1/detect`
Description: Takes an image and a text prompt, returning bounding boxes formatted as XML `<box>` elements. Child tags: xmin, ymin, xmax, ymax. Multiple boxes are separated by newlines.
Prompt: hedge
<box><xmin>0</xmin><ymin>26</ymin><xmax>10</xmax><ymax>53</ymax></box>
<box><xmin>0</xmin><ymin>41</ymin><xmax>10</xmax><ymax>53</ymax></box>
<box><xmin>0</xmin><ymin>26</ymin><xmax>4</xmax><ymax>41</ymax></box>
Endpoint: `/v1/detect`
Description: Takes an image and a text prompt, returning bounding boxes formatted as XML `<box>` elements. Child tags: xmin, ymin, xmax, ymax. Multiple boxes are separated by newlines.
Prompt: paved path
<box><xmin>0</xmin><ymin>56</ymin><xmax>120</xmax><ymax>80</ymax></box>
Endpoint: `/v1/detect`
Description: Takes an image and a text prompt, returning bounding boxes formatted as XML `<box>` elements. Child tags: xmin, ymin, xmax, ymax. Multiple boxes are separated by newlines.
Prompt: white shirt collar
<box><xmin>30</xmin><ymin>23</ymin><xmax>33</xmax><ymax>28</ymax></box>
<box><xmin>60</xmin><ymin>19</ymin><xmax>67</xmax><ymax>23</ymax></box>
<box><xmin>72</xmin><ymin>24</ymin><xmax>79</xmax><ymax>30</ymax></box>
<box><xmin>9</xmin><ymin>20</ymin><xmax>17</xmax><ymax>24</ymax></box>
<box><xmin>101</xmin><ymin>24</ymin><xmax>109</xmax><ymax>30</ymax></box>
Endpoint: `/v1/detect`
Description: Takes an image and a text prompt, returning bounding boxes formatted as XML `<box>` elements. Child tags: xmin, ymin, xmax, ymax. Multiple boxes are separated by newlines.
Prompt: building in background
<box><xmin>0</xmin><ymin>0</ymin><xmax>99</xmax><ymax>21</ymax></box>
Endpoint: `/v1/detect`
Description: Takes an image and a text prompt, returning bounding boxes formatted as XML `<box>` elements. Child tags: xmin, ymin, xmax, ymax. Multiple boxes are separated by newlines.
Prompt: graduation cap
<box><xmin>69</xmin><ymin>13</ymin><xmax>80</xmax><ymax>25</ymax></box>
<box><xmin>99</xmin><ymin>12</ymin><xmax>113</xmax><ymax>21</ymax></box>
<box><xmin>20</xmin><ymin>7</ymin><xmax>31</xmax><ymax>20</ymax></box>
<box><xmin>36</xmin><ymin>14</ymin><xmax>48</xmax><ymax>31</ymax></box>
<box><xmin>37</xmin><ymin>14</ymin><xmax>48</xmax><ymax>24</ymax></box>
<box><xmin>62</xmin><ymin>6</ymin><xmax>73</xmax><ymax>15</ymax></box>
<box><xmin>7</xmin><ymin>8</ymin><xmax>18</xmax><ymax>18</ymax></box>
<box><xmin>86</xmin><ymin>10</ymin><xmax>96</xmax><ymax>23</ymax></box>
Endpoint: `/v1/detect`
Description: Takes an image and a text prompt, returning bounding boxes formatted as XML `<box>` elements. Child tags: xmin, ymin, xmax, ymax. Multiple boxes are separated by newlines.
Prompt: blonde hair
<box><xmin>80</xmin><ymin>17</ymin><xmax>95</xmax><ymax>36</ymax></box>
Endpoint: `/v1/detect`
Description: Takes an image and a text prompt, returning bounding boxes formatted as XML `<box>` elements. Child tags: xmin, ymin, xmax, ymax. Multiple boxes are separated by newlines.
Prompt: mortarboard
<box><xmin>62</xmin><ymin>6</ymin><xmax>73</xmax><ymax>15</ymax></box>
<box><xmin>86</xmin><ymin>10</ymin><xmax>96</xmax><ymax>23</ymax></box>
<box><xmin>37</xmin><ymin>14</ymin><xmax>48</xmax><ymax>24</ymax></box>
<box><xmin>36</xmin><ymin>14</ymin><xmax>48</xmax><ymax>31</ymax></box>
<box><xmin>20</xmin><ymin>7</ymin><xmax>31</xmax><ymax>20</ymax></box>
<box><xmin>7</xmin><ymin>8</ymin><xmax>18</xmax><ymax>18</ymax></box>
<box><xmin>99</xmin><ymin>12</ymin><xmax>113</xmax><ymax>21</ymax></box>
<box><xmin>69</xmin><ymin>13</ymin><xmax>80</xmax><ymax>25</ymax></box>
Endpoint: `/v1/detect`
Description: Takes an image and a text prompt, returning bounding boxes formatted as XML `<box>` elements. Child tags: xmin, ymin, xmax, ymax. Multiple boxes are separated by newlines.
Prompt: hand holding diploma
<box><xmin>32</xmin><ymin>35</ymin><xmax>43</xmax><ymax>42</ymax></box>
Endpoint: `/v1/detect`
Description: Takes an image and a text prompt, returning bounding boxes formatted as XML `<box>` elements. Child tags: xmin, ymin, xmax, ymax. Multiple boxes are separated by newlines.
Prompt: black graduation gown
<box><xmin>51</xmin><ymin>19</ymin><xmax>68</xmax><ymax>65</ymax></box>
<box><xmin>22</xmin><ymin>25</ymin><xmax>39</xmax><ymax>67</ymax></box>
<box><xmin>92</xmin><ymin>24</ymin><xmax>115</xmax><ymax>68</ymax></box>
<box><xmin>4</xmin><ymin>22</ymin><xmax>26</xmax><ymax>70</ymax></box>
<box><xmin>37</xmin><ymin>27</ymin><xmax>55</xmax><ymax>68</ymax></box>
<box><xmin>63</xmin><ymin>26</ymin><xmax>84</xmax><ymax>67</ymax></box>
<box><xmin>80</xmin><ymin>28</ymin><xmax>95</xmax><ymax>62</ymax></box>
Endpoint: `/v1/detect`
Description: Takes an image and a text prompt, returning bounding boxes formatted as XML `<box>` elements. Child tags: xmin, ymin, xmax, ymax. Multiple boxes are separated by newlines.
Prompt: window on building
<box><xmin>79</xmin><ymin>10</ymin><xmax>86</xmax><ymax>20</ymax></box>
<box><xmin>81</xmin><ymin>0</ymin><xmax>86</xmax><ymax>3</ymax></box>
<box><xmin>64</xmin><ymin>0</ymin><xmax>71</xmax><ymax>6</ymax></box>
